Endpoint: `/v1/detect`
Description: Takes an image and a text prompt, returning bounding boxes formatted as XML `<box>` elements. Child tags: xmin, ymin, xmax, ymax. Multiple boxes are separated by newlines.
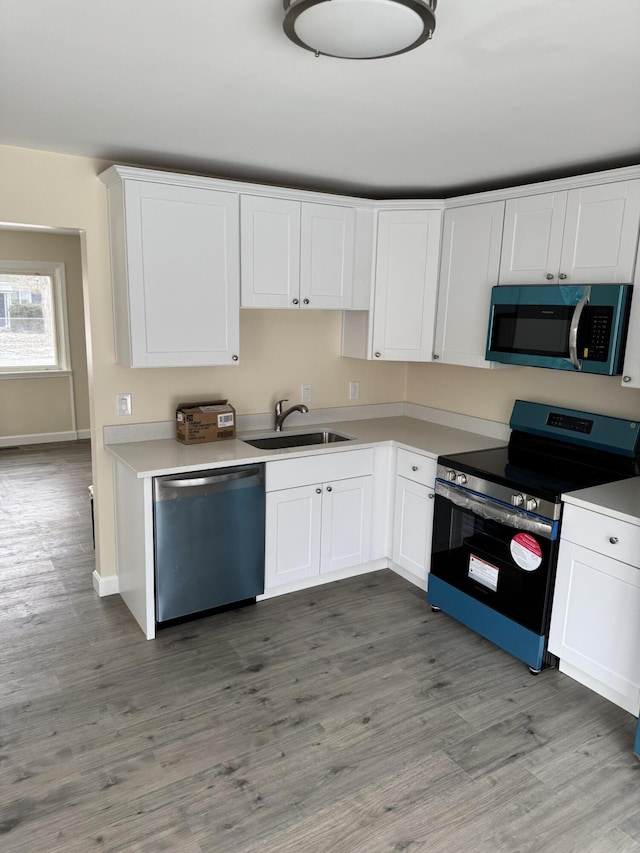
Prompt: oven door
<box><xmin>430</xmin><ymin>481</ymin><xmax>558</xmax><ymax>634</ymax></box>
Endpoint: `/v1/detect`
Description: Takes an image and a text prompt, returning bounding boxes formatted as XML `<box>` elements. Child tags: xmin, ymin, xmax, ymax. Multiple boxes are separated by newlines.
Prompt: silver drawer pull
<box><xmin>412</xmin><ymin>465</ymin><xmax>419</xmax><ymax>472</ymax></box>
<box><xmin>609</xmin><ymin>536</ymin><xmax>619</xmax><ymax>545</ymax></box>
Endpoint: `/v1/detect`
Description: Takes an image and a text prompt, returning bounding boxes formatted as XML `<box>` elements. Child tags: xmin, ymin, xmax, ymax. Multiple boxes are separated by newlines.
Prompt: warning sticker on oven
<box><xmin>468</xmin><ymin>554</ymin><xmax>499</xmax><ymax>592</ymax></box>
<box><xmin>510</xmin><ymin>532</ymin><xmax>543</xmax><ymax>571</ymax></box>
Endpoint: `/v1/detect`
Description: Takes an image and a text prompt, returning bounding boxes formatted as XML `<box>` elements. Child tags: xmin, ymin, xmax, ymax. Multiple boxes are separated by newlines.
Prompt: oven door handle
<box><xmin>435</xmin><ymin>481</ymin><xmax>553</xmax><ymax>540</ymax></box>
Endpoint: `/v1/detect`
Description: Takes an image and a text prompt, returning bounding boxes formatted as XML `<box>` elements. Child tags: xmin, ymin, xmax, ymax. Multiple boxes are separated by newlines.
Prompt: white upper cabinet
<box><xmin>434</xmin><ymin>201</ymin><xmax>505</xmax><ymax>368</ymax></box>
<box><xmin>103</xmin><ymin>171</ymin><xmax>240</xmax><ymax>368</ymax></box>
<box><xmin>499</xmin><ymin>180</ymin><xmax>640</xmax><ymax>285</ymax></box>
<box><xmin>371</xmin><ymin>209</ymin><xmax>442</xmax><ymax>361</ymax></box>
<box><xmin>241</xmin><ymin>195</ymin><xmax>355</xmax><ymax>309</ymax></box>
<box><xmin>240</xmin><ymin>196</ymin><xmax>300</xmax><ymax>308</ymax></box>
<box><xmin>561</xmin><ymin>181</ymin><xmax>640</xmax><ymax>283</ymax></box>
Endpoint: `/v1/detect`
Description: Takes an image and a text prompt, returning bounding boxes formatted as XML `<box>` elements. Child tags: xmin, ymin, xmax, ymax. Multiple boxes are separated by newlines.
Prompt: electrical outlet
<box><xmin>349</xmin><ymin>381</ymin><xmax>360</xmax><ymax>401</ymax></box>
<box><xmin>116</xmin><ymin>393</ymin><xmax>132</xmax><ymax>416</ymax></box>
<box><xmin>301</xmin><ymin>384</ymin><xmax>312</xmax><ymax>404</ymax></box>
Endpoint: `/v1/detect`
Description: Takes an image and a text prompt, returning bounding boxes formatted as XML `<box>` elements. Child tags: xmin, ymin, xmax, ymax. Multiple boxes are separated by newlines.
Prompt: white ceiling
<box><xmin>1</xmin><ymin>0</ymin><xmax>639</xmax><ymax>198</ymax></box>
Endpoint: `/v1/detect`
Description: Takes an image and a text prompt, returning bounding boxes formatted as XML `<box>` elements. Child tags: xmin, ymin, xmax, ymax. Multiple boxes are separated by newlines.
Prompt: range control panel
<box><xmin>511</xmin><ymin>400</ymin><xmax>640</xmax><ymax>457</ymax></box>
<box><xmin>546</xmin><ymin>412</ymin><xmax>593</xmax><ymax>434</ymax></box>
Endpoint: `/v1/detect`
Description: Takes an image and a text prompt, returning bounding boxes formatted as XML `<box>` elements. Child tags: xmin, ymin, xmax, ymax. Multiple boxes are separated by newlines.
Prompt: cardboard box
<box><xmin>176</xmin><ymin>400</ymin><xmax>236</xmax><ymax>444</ymax></box>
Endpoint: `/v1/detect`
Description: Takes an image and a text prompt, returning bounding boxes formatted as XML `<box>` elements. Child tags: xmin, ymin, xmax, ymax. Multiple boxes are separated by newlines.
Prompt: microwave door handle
<box><xmin>568</xmin><ymin>289</ymin><xmax>591</xmax><ymax>371</ymax></box>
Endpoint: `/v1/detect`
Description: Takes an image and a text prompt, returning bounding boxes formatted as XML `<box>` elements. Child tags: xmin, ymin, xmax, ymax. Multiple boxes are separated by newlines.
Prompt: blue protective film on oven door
<box><xmin>427</xmin><ymin>575</ymin><xmax>546</xmax><ymax>670</ymax></box>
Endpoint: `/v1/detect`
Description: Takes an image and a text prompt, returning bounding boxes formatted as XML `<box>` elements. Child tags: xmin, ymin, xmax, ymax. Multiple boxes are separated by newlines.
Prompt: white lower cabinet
<box><xmin>391</xmin><ymin>450</ymin><xmax>436</xmax><ymax>588</ymax></box>
<box><xmin>265</xmin><ymin>450</ymin><xmax>374</xmax><ymax>591</ymax></box>
<box><xmin>549</xmin><ymin>503</ymin><xmax>640</xmax><ymax>715</ymax></box>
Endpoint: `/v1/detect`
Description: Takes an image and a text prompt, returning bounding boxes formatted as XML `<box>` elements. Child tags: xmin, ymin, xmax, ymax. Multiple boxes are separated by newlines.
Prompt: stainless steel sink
<box><xmin>242</xmin><ymin>430</ymin><xmax>353</xmax><ymax>450</ymax></box>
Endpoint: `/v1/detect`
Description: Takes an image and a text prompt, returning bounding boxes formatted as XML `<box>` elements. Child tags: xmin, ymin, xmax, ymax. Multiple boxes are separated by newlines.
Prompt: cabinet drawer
<box><xmin>396</xmin><ymin>449</ymin><xmax>436</xmax><ymax>487</ymax></box>
<box><xmin>562</xmin><ymin>503</ymin><xmax>640</xmax><ymax>568</ymax></box>
<box><xmin>266</xmin><ymin>448</ymin><xmax>374</xmax><ymax>492</ymax></box>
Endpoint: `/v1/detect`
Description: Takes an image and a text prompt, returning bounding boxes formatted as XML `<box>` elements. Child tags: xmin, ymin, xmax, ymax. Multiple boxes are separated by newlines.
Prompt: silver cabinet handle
<box><xmin>412</xmin><ymin>465</ymin><xmax>419</xmax><ymax>472</ymax></box>
<box><xmin>326</xmin><ymin>485</ymin><xmax>332</xmax><ymax>492</ymax></box>
<box><xmin>559</xmin><ymin>273</ymin><xmax>567</xmax><ymax>280</ymax></box>
<box><xmin>609</xmin><ymin>536</ymin><xmax>619</xmax><ymax>544</ymax></box>
<box><xmin>546</xmin><ymin>273</ymin><xmax>555</xmax><ymax>280</ymax></box>
<box><xmin>232</xmin><ymin>354</ymin><xmax>239</xmax><ymax>361</ymax></box>
<box><xmin>433</xmin><ymin>354</ymin><xmax>440</xmax><ymax>360</ymax></box>
<box><xmin>303</xmin><ymin>298</ymin><xmax>310</xmax><ymax>305</ymax></box>
<box><xmin>428</xmin><ymin>493</ymin><xmax>435</xmax><ymax>500</ymax></box>
<box><xmin>374</xmin><ymin>352</ymin><xmax>381</xmax><ymax>358</ymax></box>
<box><xmin>623</xmin><ymin>376</ymin><xmax>631</xmax><ymax>383</ymax></box>
<box><xmin>292</xmin><ymin>298</ymin><xmax>299</xmax><ymax>305</ymax></box>
<box><xmin>315</xmin><ymin>488</ymin><xmax>322</xmax><ymax>494</ymax></box>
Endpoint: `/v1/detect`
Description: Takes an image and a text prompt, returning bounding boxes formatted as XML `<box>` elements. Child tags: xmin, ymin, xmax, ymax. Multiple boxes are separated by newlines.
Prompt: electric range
<box><xmin>428</xmin><ymin>400</ymin><xmax>640</xmax><ymax>672</ymax></box>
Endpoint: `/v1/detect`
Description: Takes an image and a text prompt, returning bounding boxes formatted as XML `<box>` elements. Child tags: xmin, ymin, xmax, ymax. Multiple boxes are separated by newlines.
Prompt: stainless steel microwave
<box><xmin>486</xmin><ymin>284</ymin><xmax>632</xmax><ymax>374</ymax></box>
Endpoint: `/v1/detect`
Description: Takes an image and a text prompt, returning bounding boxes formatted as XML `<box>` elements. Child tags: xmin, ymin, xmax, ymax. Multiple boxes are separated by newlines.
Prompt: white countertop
<box><xmin>106</xmin><ymin>416</ymin><xmax>506</xmax><ymax>478</ymax></box>
<box><xmin>562</xmin><ymin>476</ymin><xmax>640</xmax><ymax>526</ymax></box>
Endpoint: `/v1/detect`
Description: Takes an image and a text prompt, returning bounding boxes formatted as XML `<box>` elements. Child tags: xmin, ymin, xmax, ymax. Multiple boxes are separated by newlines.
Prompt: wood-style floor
<box><xmin>1</xmin><ymin>441</ymin><xmax>639</xmax><ymax>852</ymax></box>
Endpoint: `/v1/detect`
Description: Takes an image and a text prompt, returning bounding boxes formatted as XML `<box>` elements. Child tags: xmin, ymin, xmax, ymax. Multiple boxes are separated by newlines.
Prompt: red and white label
<box><xmin>468</xmin><ymin>554</ymin><xmax>499</xmax><ymax>591</ymax></box>
<box><xmin>510</xmin><ymin>532</ymin><xmax>543</xmax><ymax>571</ymax></box>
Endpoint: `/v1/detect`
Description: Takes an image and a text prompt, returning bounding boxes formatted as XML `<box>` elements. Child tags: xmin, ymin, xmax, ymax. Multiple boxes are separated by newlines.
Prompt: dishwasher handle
<box><xmin>154</xmin><ymin>465</ymin><xmax>264</xmax><ymax>500</ymax></box>
<box><xmin>160</xmin><ymin>469</ymin><xmax>259</xmax><ymax>488</ymax></box>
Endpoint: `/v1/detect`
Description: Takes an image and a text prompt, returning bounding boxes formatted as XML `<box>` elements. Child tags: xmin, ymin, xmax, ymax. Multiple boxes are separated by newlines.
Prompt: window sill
<box><xmin>0</xmin><ymin>369</ymin><xmax>72</xmax><ymax>380</ymax></box>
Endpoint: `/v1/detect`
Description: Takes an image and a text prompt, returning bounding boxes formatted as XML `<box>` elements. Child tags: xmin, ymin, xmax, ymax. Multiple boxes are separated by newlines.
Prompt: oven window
<box><xmin>491</xmin><ymin>304</ymin><xmax>572</xmax><ymax>357</ymax></box>
<box><xmin>431</xmin><ymin>495</ymin><xmax>557</xmax><ymax>634</ymax></box>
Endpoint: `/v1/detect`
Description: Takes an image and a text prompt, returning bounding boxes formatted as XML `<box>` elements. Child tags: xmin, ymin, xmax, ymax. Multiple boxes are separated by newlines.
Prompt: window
<box><xmin>0</xmin><ymin>261</ymin><xmax>70</xmax><ymax>374</ymax></box>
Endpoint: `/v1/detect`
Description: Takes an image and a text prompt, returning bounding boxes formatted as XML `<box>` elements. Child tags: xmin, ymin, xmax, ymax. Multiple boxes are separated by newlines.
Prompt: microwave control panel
<box><xmin>581</xmin><ymin>306</ymin><xmax>613</xmax><ymax>361</ymax></box>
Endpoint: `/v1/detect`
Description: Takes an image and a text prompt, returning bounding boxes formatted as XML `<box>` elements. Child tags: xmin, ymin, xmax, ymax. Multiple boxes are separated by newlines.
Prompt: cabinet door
<box><xmin>434</xmin><ymin>201</ymin><xmax>505</xmax><ymax>367</ymax></box>
<box><xmin>372</xmin><ymin>209</ymin><xmax>441</xmax><ymax>361</ymax></box>
<box><xmin>122</xmin><ymin>181</ymin><xmax>239</xmax><ymax>367</ymax></box>
<box><xmin>498</xmin><ymin>192</ymin><xmax>567</xmax><ymax>284</ymax></box>
<box><xmin>549</xmin><ymin>539</ymin><xmax>640</xmax><ymax>715</ymax></box>
<box><xmin>560</xmin><ymin>180</ymin><xmax>640</xmax><ymax>283</ymax></box>
<box><xmin>320</xmin><ymin>476</ymin><xmax>372</xmax><ymax>574</ymax></box>
<box><xmin>265</xmin><ymin>485</ymin><xmax>321</xmax><ymax>587</ymax></box>
<box><xmin>392</xmin><ymin>476</ymin><xmax>434</xmax><ymax>585</ymax></box>
<box><xmin>240</xmin><ymin>195</ymin><xmax>301</xmax><ymax>308</ymax></box>
<box><xmin>300</xmin><ymin>203</ymin><xmax>355</xmax><ymax>309</ymax></box>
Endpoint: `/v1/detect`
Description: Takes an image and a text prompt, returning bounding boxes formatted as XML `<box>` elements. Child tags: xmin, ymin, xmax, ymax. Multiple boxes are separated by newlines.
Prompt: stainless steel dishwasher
<box><xmin>153</xmin><ymin>464</ymin><xmax>265</xmax><ymax>624</ymax></box>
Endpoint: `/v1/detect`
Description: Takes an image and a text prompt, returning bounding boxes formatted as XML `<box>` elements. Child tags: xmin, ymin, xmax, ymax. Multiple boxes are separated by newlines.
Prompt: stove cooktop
<box><xmin>439</xmin><ymin>442</ymin><xmax>637</xmax><ymax>503</ymax></box>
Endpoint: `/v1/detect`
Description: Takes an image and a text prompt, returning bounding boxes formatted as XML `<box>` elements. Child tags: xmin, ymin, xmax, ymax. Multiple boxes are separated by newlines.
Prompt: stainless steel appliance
<box><xmin>154</xmin><ymin>464</ymin><xmax>265</xmax><ymax>624</ymax></box>
<box><xmin>486</xmin><ymin>284</ymin><xmax>632</xmax><ymax>373</ymax></box>
<box><xmin>429</xmin><ymin>401</ymin><xmax>640</xmax><ymax>672</ymax></box>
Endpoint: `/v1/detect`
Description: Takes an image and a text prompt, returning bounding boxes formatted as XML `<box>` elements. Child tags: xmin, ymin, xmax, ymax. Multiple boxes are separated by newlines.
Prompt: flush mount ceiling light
<box><xmin>283</xmin><ymin>0</ymin><xmax>437</xmax><ymax>60</ymax></box>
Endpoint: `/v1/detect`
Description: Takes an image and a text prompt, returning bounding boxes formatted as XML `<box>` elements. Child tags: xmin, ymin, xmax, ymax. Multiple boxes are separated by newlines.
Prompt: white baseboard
<box><xmin>388</xmin><ymin>560</ymin><xmax>428</xmax><ymax>592</ymax></box>
<box><xmin>258</xmin><ymin>558</ymin><xmax>388</xmax><ymax>600</ymax></box>
<box><xmin>93</xmin><ymin>569</ymin><xmax>119</xmax><ymax>597</ymax></box>
<box><xmin>0</xmin><ymin>430</ymin><xmax>90</xmax><ymax>447</ymax></box>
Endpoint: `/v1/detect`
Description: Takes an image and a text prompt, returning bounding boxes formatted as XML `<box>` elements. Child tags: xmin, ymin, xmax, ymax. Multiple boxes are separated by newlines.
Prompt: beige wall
<box><xmin>407</xmin><ymin>362</ymin><xmax>640</xmax><ymax>425</ymax></box>
<box><xmin>0</xmin><ymin>229</ymin><xmax>90</xmax><ymax>437</ymax></box>
<box><xmin>120</xmin><ymin>309</ymin><xmax>406</xmax><ymax>422</ymax></box>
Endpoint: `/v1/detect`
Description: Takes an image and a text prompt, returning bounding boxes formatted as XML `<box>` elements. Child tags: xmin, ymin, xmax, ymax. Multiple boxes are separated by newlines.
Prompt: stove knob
<box><xmin>511</xmin><ymin>493</ymin><xmax>525</xmax><ymax>507</ymax></box>
<box><xmin>456</xmin><ymin>473</ymin><xmax>468</xmax><ymax>486</ymax></box>
<box><xmin>445</xmin><ymin>469</ymin><xmax>457</xmax><ymax>482</ymax></box>
<box><xmin>526</xmin><ymin>498</ymin><xmax>538</xmax><ymax>512</ymax></box>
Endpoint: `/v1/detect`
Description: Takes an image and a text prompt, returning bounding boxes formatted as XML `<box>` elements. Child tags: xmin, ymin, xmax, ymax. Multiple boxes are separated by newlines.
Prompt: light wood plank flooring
<box><xmin>1</xmin><ymin>441</ymin><xmax>639</xmax><ymax>852</ymax></box>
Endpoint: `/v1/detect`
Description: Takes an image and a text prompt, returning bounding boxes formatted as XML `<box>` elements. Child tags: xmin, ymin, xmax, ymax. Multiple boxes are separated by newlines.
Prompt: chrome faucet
<box><xmin>274</xmin><ymin>398</ymin><xmax>309</xmax><ymax>432</ymax></box>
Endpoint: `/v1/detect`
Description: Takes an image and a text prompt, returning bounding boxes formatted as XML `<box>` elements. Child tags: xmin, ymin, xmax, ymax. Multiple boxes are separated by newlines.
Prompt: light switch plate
<box><xmin>301</xmin><ymin>384</ymin><xmax>312</xmax><ymax>404</ymax></box>
<box><xmin>116</xmin><ymin>393</ymin><xmax>132</xmax><ymax>416</ymax></box>
<box><xmin>349</xmin><ymin>381</ymin><xmax>360</xmax><ymax>401</ymax></box>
